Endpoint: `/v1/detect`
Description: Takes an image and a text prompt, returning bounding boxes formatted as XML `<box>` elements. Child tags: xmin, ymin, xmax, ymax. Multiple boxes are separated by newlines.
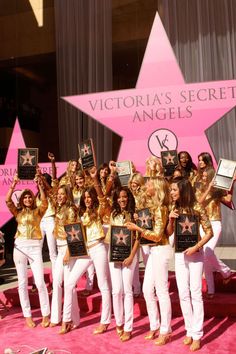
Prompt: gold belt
<box><xmin>87</xmin><ymin>239</ymin><xmax>104</xmax><ymax>249</ymax></box>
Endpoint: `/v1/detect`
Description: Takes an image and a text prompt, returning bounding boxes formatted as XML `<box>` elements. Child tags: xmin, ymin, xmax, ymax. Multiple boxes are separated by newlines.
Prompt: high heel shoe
<box><xmin>154</xmin><ymin>333</ymin><xmax>171</xmax><ymax>346</ymax></box>
<box><xmin>49</xmin><ymin>322</ymin><xmax>58</xmax><ymax>328</ymax></box>
<box><xmin>93</xmin><ymin>323</ymin><xmax>109</xmax><ymax>335</ymax></box>
<box><xmin>116</xmin><ymin>325</ymin><xmax>124</xmax><ymax>337</ymax></box>
<box><xmin>190</xmin><ymin>339</ymin><xmax>201</xmax><ymax>351</ymax></box>
<box><xmin>41</xmin><ymin>316</ymin><xmax>50</xmax><ymax>328</ymax></box>
<box><xmin>59</xmin><ymin>321</ymin><xmax>73</xmax><ymax>334</ymax></box>
<box><xmin>144</xmin><ymin>330</ymin><xmax>158</xmax><ymax>340</ymax></box>
<box><xmin>183</xmin><ymin>336</ymin><xmax>193</xmax><ymax>345</ymax></box>
<box><xmin>25</xmin><ymin>317</ymin><xmax>36</xmax><ymax>328</ymax></box>
<box><xmin>120</xmin><ymin>331</ymin><xmax>132</xmax><ymax>342</ymax></box>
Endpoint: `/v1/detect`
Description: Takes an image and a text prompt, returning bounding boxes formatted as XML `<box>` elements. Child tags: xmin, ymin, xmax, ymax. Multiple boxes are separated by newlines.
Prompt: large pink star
<box><xmin>63</xmin><ymin>13</ymin><xmax>236</xmax><ymax>173</ymax></box>
<box><xmin>114</xmin><ymin>230</ymin><xmax>129</xmax><ymax>246</ymax></box>
<box><xmin>0</xmin><ymin>118</ymin><xmax>68</xmax><ymax>227</ymax></box>
<box><xmin>179</xmin><ymin>216</ymin><xmax>195</xmax><ymax>234</ymax></box>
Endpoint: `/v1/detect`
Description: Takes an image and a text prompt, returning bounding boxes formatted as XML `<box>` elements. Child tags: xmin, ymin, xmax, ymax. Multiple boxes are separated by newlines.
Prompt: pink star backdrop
<box><xmin>0</xmin><ymin>118</ymin><xmax>67</xmax><ymax>228</ymax></box>
<box><xmin>63</xmin><ymin>12</ymin><xmax>236</xmax><ymax>173</ymax></box>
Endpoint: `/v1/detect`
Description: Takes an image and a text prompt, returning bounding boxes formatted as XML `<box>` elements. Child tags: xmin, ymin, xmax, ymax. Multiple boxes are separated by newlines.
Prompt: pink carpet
<box><xmin>0</xmin><ymin>308</ymin><xmax>236</xmax><ymax>354</ymax></box>
<box><xmin>1</xmin><ymin>269</ymin><xmax>236</xmax><ymax>353</ymax></box>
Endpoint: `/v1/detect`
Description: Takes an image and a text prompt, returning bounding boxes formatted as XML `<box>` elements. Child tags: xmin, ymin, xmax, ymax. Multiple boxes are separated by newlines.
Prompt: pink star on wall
<box><xmin>0</xmin><ymin>118</ymin><xmax>68</xmax><ymax>228</ymax></box>
<box><xmin>63</xmin><ymin>12</ymin><xmax>236</xmax><ymax>173</ymax></box>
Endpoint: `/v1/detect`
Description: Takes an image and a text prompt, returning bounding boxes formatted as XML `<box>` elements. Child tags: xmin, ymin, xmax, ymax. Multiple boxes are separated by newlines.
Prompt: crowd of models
<box><xmin>3</xmin><ymin>150</ymin><xmax>236</xmax><ymax>352</ymax></box>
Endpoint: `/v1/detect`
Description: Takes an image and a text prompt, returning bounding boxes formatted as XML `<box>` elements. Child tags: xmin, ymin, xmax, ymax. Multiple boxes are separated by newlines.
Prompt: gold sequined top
<box><xmin>6</xmin><ymin>199</ymin><xmax>48</xmax><ymax>240</ymax></box>
<box><xmin>54</xmin><ymin>204</ymin><xmax>77</xmax><ymax>240</ymax></box>
<box><xmin>72</xmin><ymin>188</ymin><xmax>84</xmax><ymax>207</ymax></box>
<box><xmin>36</xmin><ymin>196</ymin><xmax>55</xmax><ymax>218</ymax></box>
<box><xmin>81</xmin><ymin>212</ymin><xmax>105</xmax><ymax>244</ymax></box>
<box><xmin>194</xmin><ymin>186</ymin><xmax>230</xmax><ymax>221</ymax></box>
<box><xmin>141</xmin><ymin>206</ymin><xmax>169</xmax><ymax>245</ymax></box>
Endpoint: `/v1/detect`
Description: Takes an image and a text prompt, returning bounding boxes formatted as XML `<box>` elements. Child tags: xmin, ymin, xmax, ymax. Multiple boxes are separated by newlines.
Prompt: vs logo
<box><xmin>148</xmin><ymin>129</ymin><xmax>178</xmax><ymax>157</ymax></box>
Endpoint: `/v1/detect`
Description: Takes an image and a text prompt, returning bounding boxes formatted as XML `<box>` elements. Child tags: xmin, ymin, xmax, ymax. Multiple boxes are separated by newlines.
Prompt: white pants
<box><xmin>132</xmin><ymin>245</ymin><xmax>150</xmax><ymax>294</ymax></box>
<box><xmin>143</xmin><ymin>245</ymin><xmax>172</xmax><ymax>334</ymax></box>
<box><xmin>85</xmin><ymin>263</ymin><xmax>95</xmax><ymax>291</ymax></box>
<box><xmin>63</xmin><ymin>242</ymin><xmax>111</xmax><ymax>325</ymax></box>
<box><xmin>203</xmin><ymin>221</ymin><xmax>231</xmax><ymax>294</ymax></box>
<box><xmin>175</xmin><ymin>251</ymin><xmax>204</xmax><ymax>340</ymax></box>
<box><xmin>50</xmin><ymin>243</ymin><xmax>80</xmax><ymax>325</ymax></box>
<box><xmin>109</xmin><ymin>254</ymin><xmax>137</xmax><ymax>332</ymax></box>
<box><xmin>40</xmin><ymin>216</ymin><xmax>57</xmax><ymax>279</ymax></box>
<box><xmin>13</xmin><ymin>240</ymin><xmax>50</xmax><ymax>318</ymax></box>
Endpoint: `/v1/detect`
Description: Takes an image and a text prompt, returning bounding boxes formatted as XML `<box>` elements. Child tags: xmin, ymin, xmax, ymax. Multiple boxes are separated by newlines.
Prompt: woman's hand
<box><xmin>183</xmin><ymin>245</ymin><xmax>198</xmax><ymax>256</ymax></box>
<box><xmin>133</xmin><ymin>213</ymin><xmax>139</xmax><ymax>221</ymax></box>
<box><xmin>48</xmin><ymin>152</ymin><xmax>55</xmax><ymax>162</ymax></box>
<box><xmin>169</xmin><ymin>209</ymin><xmax>179</xmax><ymax>220</ymax></box>
<box><xmin>63</xmin><ymin>254</ymin><xmax>70</xmax><ymax>266</ymax></box>
<box><xmin>109</xmin><ymin>160</ymin><xmax>117</xmax><ymax>175</ymax></box>
<box><xmin>89</xmin><ymin>166</ymin><xmax>97</xmax><ymax>179</ymax></box>
<box><xmin>125</xmin><ymin>221</ymin><xmax>140</xmax><ymax>232</ymax></box>
<box><xmin>123</xmin><ymin>255</ymin><xmax>133</xmax><ymax>267</ymax></box>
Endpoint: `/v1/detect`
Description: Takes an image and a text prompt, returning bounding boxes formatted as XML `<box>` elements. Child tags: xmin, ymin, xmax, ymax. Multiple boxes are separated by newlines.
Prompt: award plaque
<box><xmin>64</xmin><ymin>222</ymin><xmax>88</xmax><ymax>257</ymax></box>
<box><xmin>213</xmin><ymin>158</ymin><xmax>236</xmax><ymax>191</ymax></box>
<box><xmin>175</xmin><ymin>213</ymin><xmax>199</xmax><ymax>252</ymax></box>
<box><xmin>110</xmin><ymin>225</ymin><xmax>132</xmax><ymax>262</ymax></box>
<box><xmin>116</xmin><ymin>160</ymin><xmax>132</xmax><ymax>186</ymax></box>
<box><xmin>161</xmin><ymin>150</ymin><xmax>178</xmax><ymax>177</ymax></box>
<box><xmin>78</xmin><ymin>138</ymin><xmax>96</xmax><ymax>170</ymax></box>
<box><xmin>17</xmin><ymin>148</ymin><xmax>38</xmax><ymax>180</ymax></box>
<box><xmin>30</xmin><ymin>348</ymin><xmax>48</xmax><ymax>354</ymax></box>
<box><xmin>136</xmin><ymin>208</ymin><xmax>156</xmax><ymax>245</ymax></box>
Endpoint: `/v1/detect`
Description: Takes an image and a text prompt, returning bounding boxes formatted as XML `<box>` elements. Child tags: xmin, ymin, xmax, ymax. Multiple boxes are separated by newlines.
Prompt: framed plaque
<box><xmin>64</xmin><ymin>222</ymin><xmax>88</xmax><ymax>257</ymax></box>
<box><xmin>136</xmin><ymin>208</ymin><xmax>156</xmax><ymax>245</ymax></box>
<box><xmin>17</xmin><ymin>148</ymin><xmax>38</xmax><ymax>180</ymax></box>
<box><xmin>116</xmin><ymin>160</ymin><xmax>132</xmax><ymax>186</ymax></box>
<box><xmin>110</xmin><ymin>225</ymin><xmax>132</xmax><ymax>262</ymax></box>
<box><xmin>213</xmin><ymin>158</ymin><xmax>236</xmax><ymax>191</ymax></box>
<box><xmin>30</xmin><ymin>348</ymin><xmax>48</xmax><ymax>354</ymax></box>
<box><xmin>161</xmin><ymin>150</ymin><xmax>178</xmax><ymax>177</ymax></box>
<box><xmin>175</xmin><ymin>213</ymin><xmax>199</xmax><ymax>252</ymax></box>
<box><xmin>78</xmin><ymin>138</ymin><xmax>96</xmax><ymax>170</ymax></box>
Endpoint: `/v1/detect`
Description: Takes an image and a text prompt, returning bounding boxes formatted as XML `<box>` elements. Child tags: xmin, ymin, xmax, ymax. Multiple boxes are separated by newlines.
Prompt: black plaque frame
<box><xmin>116</xmin><ymin>160</ymin><xmax>132</xmax><ymax>186</ymax></box>
<box><xmin>78</xmin><ymin>138</ymin><xmax>96</xmax><ymax>170</ymax></box>
<box><xmin>109</xmin><ymin>225</ymin><xmax>133</xmax><ymax>262</ymax></box>
<box><xmin>175</xmin><ymin>213</ymin><xmax>199</xmax><ymax>253</ymax></box>
<box><xmin>136</xmin><ymin>208</ymin><xmax>156</xmax><ymax>245</ymax></box>
<box><xmin>161</xmin><ymin>150</ymin><xmax>178</xmax><ymax>177</ymax></box>
<box><xmin>64</xmin><ymin>222</ymin><xmax>88</xmax><ymax>257</ymax></box>
<box><xmin>17</xmin><ymin>148</ymin><xmax>38</xmax><ymax>180</ymax></box>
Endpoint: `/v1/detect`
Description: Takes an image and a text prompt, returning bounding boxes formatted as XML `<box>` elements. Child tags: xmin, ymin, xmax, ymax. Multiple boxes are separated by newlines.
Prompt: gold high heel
<box><xmin>49</xmin><ymin>322</ymin><xmax>58</xmax><ymax>328</ymax></box>
<box><xmin>93</xmin><ymin>323</ymin><xmax>109</xmax><ymax>335</ymax></box>
<box><xmin>120</xmin><ymin>331</ymin><xmax>132</xmax><ymax>342</ymax></box>
<box><xmin>144</xmin><ymin>330</ymin><xmax>158</xmax><ymax>340</ymax></box>
<box><xmin>116</xmin><ymin>325</ymin><xmax>124</xmax><ymax>337</ymax></box>
<box><xmin>59</xmin><ymin>321</ymin><xmax>73</xmax><ymax>334</ymax></box>
<box><xmin>190</xmin><ymin>339</ymin><xmax>201</xmax><ymax>351</ymax></box>
<box><xmin>25</xmin><ymin>317</ymin><xmax>36</xmax><ymax>328</ymax></box>
<box><xmin>183</xmin><ymin>336</ymin><xmax>193</xmax><ymax>345</ymax></box>
<box><xmin>41</xmin><ymin>316</ymin><xmax>50</xmax><ymax>328</ymax></box>
<box><xmin>154</xmin><ymin>333</ymin><xmax>171</xmax><ymax>346</ymax></box>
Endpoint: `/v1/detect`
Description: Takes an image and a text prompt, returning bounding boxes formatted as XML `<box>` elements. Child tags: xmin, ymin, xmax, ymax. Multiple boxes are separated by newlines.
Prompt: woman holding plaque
<box><xmin>5</xmin><ymin>174</ymin><xmax>50</xmax><ymax>328</ymax></box>
<box><xmin>60</xmin><ymin>185</ymin><xmax>111</xmax><ymax>335</ymax></box>
<box><xmin>167</xmin><ymin>177</ymin><xmax>213</xmax><ymax>351</ymax></box>
<box><xmin>126</xmin><ymin>177</ymin><xmax>173</xmax><ymax>345</ymax></box>
<box><xmin>195</xmin><ymin>167</ymin><xmax>234</xmax><ymax>298</ymax></box>
<box><xmin>50</xmin><ymin>185</ymin><xmax>80</xmax><ymax>331</ymax></box>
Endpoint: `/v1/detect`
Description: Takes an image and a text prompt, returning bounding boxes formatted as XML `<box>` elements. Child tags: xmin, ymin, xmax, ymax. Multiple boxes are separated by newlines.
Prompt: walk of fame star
<box><xmin>179</xmin><ymin>216</ymin><xmax>195</xmax><ymax>234</ymax></box>
<box><xmin>20</xmin><ymin>150</ymin><xmax>35</xmax><ymax>166</ymax></box>
<box><xmin>67</xmin><ymin>226</ymin><xmax>80</xmax><ymax>241</ymax></box>
<box><xmin>114</xmin><ymin>230</ymin><xmax>129</xmax><ymax>246</ymax></box>
<box><xmin>81</xmin><ymin>144</ymin><xmax>91</xmax><ymax>157</ymax></box>
<box><xmin>138</xmin><ymin>211</ymin><xmax>151</xmax><ymax>227</ymax></box>
<box><xmin>163</xmin><ymin>152</ymin><xmax>176</xmax><ymax>165</ymax></box>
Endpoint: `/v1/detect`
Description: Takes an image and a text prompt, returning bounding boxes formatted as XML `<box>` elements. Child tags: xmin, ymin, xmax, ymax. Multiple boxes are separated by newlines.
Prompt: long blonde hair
<box><xmin>145</xmin><ymin>156</ymin><xmax>163</xmax><ymax>177</ymax></box>
<box><xmin>139</xmin><ymin>177</ymin><xmax>170</xmax><ymax>211</ymax></box>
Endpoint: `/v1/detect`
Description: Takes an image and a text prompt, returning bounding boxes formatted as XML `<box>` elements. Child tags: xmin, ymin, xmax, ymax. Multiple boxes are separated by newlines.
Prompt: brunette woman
<box><xmin>195</xmin><ymin>167</ymin><xmax>234</xmax><ymax>297</ymax></box>
<box><xmin>178</xmin><ymin>151</ymin><xmax>197</xmax><ymax>183</ymax></box>
<box><xmin>6</xmin><ymin>174</ymin><xmax>50</xmax><ymax>328</ymax></box>
<box><xmin>50</xmin><ymin>185</ymin><xmax>80</xmax><ymax>330</ymax></box>
<box><xmin>60</xmin><ymin>185</ymin><xmax>111</xmax><ymax>335</ymax></box>
<box><xmin>167</xmin><ymin>177</ymin><xmax>213</xmax><ymax>351</ymax></box>
<box><xmin>126</xmin><ymin>177</ymin><xmax>173</xmax><ymax>345</ymax></box>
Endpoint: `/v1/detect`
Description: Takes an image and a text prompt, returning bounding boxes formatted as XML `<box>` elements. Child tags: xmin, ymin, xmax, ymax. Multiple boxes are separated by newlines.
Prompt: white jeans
<box><xmin>40</xmin><ymin>216</ymin><xmax>57</xmax><ymax>279</ymax></box>
<box><xmin>109</xmin><ymin>254</ymin><xmax>137</xmax><ymax>332</ymax></box>
<box><xmin>175</xmin><ymin>251</ymin><xmax>204</xmax><ymax>340</ymax></box>
<box><xmin>133</xmin><ymin>245</ymin><xmax>150</xmax><ymax>294</ymax></box>
<box><xmin>13</xmin><ymin>240</ymin><xmax>50</xmax><ymax>318</ymax></box>
<box><xmin>143</xmin><ymin>245</ymin><xmax>173</xmax><ymax>334</ymax></box>
<box><xmin>63</xmin><ymin>242</ymin><xmax>111</xmax><ymax>325</ymax></box>
<box><xmin>85</xmin><ymin>263</ymin><xmax>95</xmax><ymax>291</ymax></box>
<box><xmin>203</xmin><ymin>221</ymin><xmax>231</xmax><ymax>294</ymax></box>
<box><xmin>50</xmin><ymin>243</ymin><xmax>80</xmax><ymax>325</ymax></box>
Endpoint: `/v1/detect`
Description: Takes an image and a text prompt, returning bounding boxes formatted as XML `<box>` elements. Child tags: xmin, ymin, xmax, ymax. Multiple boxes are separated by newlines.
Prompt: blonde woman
<box><xmin>126</xmin><ymin>177</ymin><xmax>173</xmax><ymax>345</ymax></box>
<box><xmin>145</xmin><ymin>155</ymin><xmax>163</xmax><ymax>178</ymax></box>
